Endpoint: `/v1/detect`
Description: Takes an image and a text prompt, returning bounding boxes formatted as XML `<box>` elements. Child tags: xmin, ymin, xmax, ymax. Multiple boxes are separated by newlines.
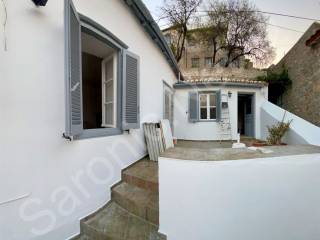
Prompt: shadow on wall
<box><xmin>260</xmin><ymin>101</ymin><xmax>320</xmax><ymax>146</ymax></box>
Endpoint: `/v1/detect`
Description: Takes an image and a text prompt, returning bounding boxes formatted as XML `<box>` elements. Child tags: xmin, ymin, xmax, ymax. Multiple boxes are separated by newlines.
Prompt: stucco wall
<box><xmin>273</xmin><ymin>22</ymin><xmax>320</xmax><ymax>127</ymax></box>
<box><xmin>173</xmin><ymin>86</ymin><xmax>268</xmax><ymax>141</ymax></box>
<box><xmin>159</xmin><ymin>154</ymin><xmax>320</xmax><ymax>240</ymax></box>
<box><xmin>260</xmin><ymin>101</ymin><xmax>320</xmax><ymax>146</ymax></box>
<box><xmin>0</xmin><ymin>1</ymin><xmax>176</xmax><ymax>239</ymax></box>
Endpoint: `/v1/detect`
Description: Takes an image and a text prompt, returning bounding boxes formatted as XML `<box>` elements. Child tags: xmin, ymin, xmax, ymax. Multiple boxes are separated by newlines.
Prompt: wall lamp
<box><xmin>31</xmin><ymin>0</ymin><xmax>48</xmax><ymax>6</ymax></box>
<box><xmin>228</xmin><ymin>91</ymin><xmax>232</xmax><ymax>98</ymax></box>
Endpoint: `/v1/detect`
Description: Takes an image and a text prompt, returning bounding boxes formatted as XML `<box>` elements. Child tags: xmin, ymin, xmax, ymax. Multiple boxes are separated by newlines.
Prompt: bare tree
<box><xmin>203</xmin><ymin>0</ymin><xmax>275</xmax><ymax>67</ymax></box>
<box><xmin>160</xmin><ymin>0</ymin><xmax>202</xmax><ymax>62</ymax></box>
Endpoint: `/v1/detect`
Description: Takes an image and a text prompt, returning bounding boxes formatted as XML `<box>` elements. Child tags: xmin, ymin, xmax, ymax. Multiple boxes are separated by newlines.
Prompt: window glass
<box><xmin>199</xmin><ymin>93</ymin><xmax>217</xmax><ymax>120</ymax></box>
<box><xmin>209</xmin><ymin>93</ymin><xmax>216</xmax><ymax>106</ymax></box>
<box><xmin>200</xmin><ymin>94</ymin><xmax>207</xmax><ymax>107</ymax></box>
<box><xmin>205</xmin><ymin>57</ymin><xmax>213</xmax><ymax>67</ymax></box>
<box><xmin>200</xmin><ymin>108</ymin><xmax>207</xmax><ymax>119</ymax></box>
<box><xmin>210</xmin><ymin>107</ymin><xmax>217</xmax><ymax>119</ymax></box>
<box><xmin>191</xmin><ymin>58</ymin><xmax>200</xmax><ymax>68</ymax></box>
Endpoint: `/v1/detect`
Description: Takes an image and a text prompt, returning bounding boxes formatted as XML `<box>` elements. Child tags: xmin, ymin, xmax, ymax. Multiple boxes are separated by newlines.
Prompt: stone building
<box><xmin>272</xmin><ymin>22</ymin><xmax>320</xmax><ymax>127</ymax></box>
<box><xmin>162</xmin><ymin>27</ymin><xmax>264</xmax><ymax>81</ymax></box>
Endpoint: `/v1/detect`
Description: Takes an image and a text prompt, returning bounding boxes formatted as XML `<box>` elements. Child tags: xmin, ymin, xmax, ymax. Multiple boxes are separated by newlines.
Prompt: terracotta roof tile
<box><xmin>183</xmin><ymin>77</ymin><xmax>268</xmax><ymax>85</ymax></box>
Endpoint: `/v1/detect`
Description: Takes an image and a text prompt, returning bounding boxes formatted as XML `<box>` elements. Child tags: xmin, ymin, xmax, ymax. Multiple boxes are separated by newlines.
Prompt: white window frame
<box><xmin>102</xmin><ymin>53</ymin><xmax>117</xmax><ymax>128</ymax></box>
<box><xmin>199</xmin><ymin>93</ymin><xmax>217</xmax><ymax>120</ymax></box>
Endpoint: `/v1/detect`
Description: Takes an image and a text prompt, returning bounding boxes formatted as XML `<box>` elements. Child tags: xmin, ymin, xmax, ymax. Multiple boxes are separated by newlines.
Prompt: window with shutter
<box><xmin>64</xmin><ymin>0</ymin><xmax>134</xmax><ymax>139</ymax></box>
<box><xmin>122</xmin><ymin>51</ymin><xmax>140</xmax><ymax>130</ymax></box>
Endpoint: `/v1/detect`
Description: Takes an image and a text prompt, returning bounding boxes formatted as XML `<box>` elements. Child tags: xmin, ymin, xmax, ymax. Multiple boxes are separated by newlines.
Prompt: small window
<box><xmin>199</xmin><ymin>93</ymin><xmax>217</xmax><ymax>120</ymax></box>
<box><xmin>191</xmin><ymin>58</ymin><xmax>200</xmax><ymax>68</ymax></box>
<box><xmin>205</xmin><ymin>57</ymin><xmax>213</xmax><ymax>67</ymax></box>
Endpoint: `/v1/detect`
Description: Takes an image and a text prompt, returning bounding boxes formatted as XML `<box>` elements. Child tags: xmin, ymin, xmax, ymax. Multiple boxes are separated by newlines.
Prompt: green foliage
<box><xmin>267</xmin><ymin>112</ymin><xmax>292</xmax><ymax>145</ymax></box>
<box><xmin>257</xmin><ymin>68</ymin><xmax>291</xmax><ymax>86</ymax></box>
<box><xmin>257</xmin><ymin>67</ymin><xmax>292</xmax><ymax>103</ymax></box>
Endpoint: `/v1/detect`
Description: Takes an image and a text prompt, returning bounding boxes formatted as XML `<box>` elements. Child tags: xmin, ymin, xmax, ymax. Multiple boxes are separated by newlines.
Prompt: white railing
<box><xmin>260</xmin><ymin>101</ymin><xmax>320</xmax><ymax>146</ymax></box>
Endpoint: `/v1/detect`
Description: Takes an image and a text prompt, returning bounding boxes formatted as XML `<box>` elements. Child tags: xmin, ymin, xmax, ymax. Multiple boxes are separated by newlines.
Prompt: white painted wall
<box><xmin>0</xmin><ymin>1</ymin><xmax>176</xmax><ymax>239</ymax></box>
<box><xmin>261</xmin><ymin>101</ymin><xmax>320</xmax><ymax>146</ymax></box>
<box><xmin>159</xmin><ymin>154</ymin><xmax>320</xmax><ymax>240</ymax></box>
<box><xmin>173</xmin><ymin>86</ymin><xmax>268</xmax><ymax>140</ymax></box>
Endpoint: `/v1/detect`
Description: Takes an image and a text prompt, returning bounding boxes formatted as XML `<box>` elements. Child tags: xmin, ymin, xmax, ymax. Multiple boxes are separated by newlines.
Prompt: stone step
<box><xmin>112</xmin><ymin>182</ymin><xmax>159</xmax><ymax>225</ymax></box>
<box><xmin>122</xmin><ymin>159</ymin><xmax>158</xmax><ymax>193</ymax></box>
<box><xmin>80</xmin><ymin>202</ymin><xmax>165</xmax><ymax>240</ymax></box>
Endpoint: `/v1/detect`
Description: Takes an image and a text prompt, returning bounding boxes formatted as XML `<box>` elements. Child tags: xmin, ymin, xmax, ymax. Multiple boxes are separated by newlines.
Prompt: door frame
<box><xmin>237</xmin><ymin>92</ymin><xmax>256</xmax><ymax>138</ymax></box>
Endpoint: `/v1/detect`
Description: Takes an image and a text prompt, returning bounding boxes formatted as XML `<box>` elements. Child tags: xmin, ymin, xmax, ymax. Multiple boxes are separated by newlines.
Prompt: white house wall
<box><xmin>0</xmin><ymin>1</ymin><xmax>177</xmax><ymax>240</ymax></box>
<box><xmin>173</xmin><ymin>86</ymin><xmax>268</xmax><ymax>141</ymax></box>
<box><xmin>159</xmin><ymin>154</ymin><xmax>320</xmax><ymax>240</ymax></box>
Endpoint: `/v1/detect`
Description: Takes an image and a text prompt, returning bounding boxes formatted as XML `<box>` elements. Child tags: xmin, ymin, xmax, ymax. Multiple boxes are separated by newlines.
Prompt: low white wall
<box><xmin>261</xmin><ymin>101</ymin><xmax>320</xmax><ymax>146</ymax></box>
<box><xmin>174</xmin><ymin>86</ymin><xmax>268</xmax><ymax>140</ymax></box>
<box><xmin>159</xmin><ymin>154</ymin><xmax>320</xmax><ymax>240</ymax></box>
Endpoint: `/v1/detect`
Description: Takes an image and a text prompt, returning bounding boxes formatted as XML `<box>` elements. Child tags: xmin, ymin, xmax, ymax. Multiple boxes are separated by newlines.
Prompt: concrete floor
<box><xmin>162</xmin><ymin>140</ymin><xmax>320</xmax><ymax>161</ymax></box>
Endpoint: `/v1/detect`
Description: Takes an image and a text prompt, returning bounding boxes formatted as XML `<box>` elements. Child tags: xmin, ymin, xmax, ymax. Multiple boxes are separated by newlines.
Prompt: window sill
<box><xmin>74</xmin><ymin>128</ymin><xmax>123</xmax><ymax>140</ymax></box>
<box><xmin>197</xmin><ymin>119</ymin><xmax>219</xmax><ymax>122</ymax></box>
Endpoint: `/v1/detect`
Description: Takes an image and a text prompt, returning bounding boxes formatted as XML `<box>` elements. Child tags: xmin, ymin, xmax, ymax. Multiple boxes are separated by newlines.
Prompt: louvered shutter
<box><xmin>122</xmin><ymin>50</ymin><xmax>140</xmax><ymax>130</ymax></box>
<box><xmin>189</xmin><ymin>92</ymin><xmax>198</xmax><ymax>122</ymax></box>
<box><xmin>216</xmin><ymin>90</ymin><xmax>221</xmax><ymax>122</ymax></box>
<box><xmin>64</xmin><ymin>0</ymin><xmax>83</xmax><ymax>137</ymax></box>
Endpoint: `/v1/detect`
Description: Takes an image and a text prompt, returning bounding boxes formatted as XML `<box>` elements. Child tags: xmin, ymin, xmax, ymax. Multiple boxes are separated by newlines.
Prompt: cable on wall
<box><xmin>1</xmin><ymin>0</ymin><xmax>7</xmax><ymax>51</ymax></box>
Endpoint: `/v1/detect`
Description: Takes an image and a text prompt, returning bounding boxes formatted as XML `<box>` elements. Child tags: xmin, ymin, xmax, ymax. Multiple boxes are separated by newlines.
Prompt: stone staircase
<box><xmin>73</xmin><ymin>159</ymin><xmax>165</xmax><ymax>240</ymax></box>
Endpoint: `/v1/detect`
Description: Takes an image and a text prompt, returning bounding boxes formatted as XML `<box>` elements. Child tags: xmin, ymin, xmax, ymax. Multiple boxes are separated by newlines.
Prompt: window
<box><xmin>199</xmin><ymin>93</ymin><xmax>217</xmax><ymax>120</ymax></box>
<box><xmin>64</xmin><ymin>0</ymin><xmax>140</xmax><ymax>139</ymax></box>
<box><xmin>191</xmin><ymin>58</ymin><xmax>200</xmax><ymax>68</ymax></box>
<box><xmin>81</xmin><ymin>32</ymin><xmax>118</xmax><ymax>129</ymax></box>
<box><xmin>205</xmin><ymin>57</ymin><xmax>213</xmax><ymax>67</ymax></box>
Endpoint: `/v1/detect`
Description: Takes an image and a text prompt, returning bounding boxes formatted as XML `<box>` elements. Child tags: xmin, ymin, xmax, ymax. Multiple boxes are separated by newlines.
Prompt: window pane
<box><xmin>210</xmin><ymin>94</ymin><xmax>216</xmax><ymax>106</ymax></box>
<box><xmin>200</xmin><ymin>95</ymin><xmax>207</xmax><ymax>107</ymax></box>
<box><xmin>105</xmin><ymin>103</ymin><xmax>114</xmax><ymax>126</ymax></box>
<box><xmin>205</xmin><ymin>57</ymin><xmax>213</xmax><ymax>67</ymax></box>
<box><xmin>191</xmin><ymin>58</ymin><xmax>200</xmax><ymax>68</ymax></box>
<box><xmin>200</xmin><ymin>108</ymin><xmax>207</xmax><ymax>119</ymax></box>
<box><xmin>210</xmin><ymin>107</ymin><xmax>217</xmax><ymax>119</ymax></box>
<box><xmin>105</xmin><ymin>81</ymin><xmax>113</xmax><ymax>102</ymax></box>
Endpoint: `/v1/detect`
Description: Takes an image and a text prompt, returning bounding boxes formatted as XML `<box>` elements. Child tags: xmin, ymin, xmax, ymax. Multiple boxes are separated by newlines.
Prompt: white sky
<box><xmin>142</xmin><ymin>0</ymin><xmax>320</xmax><ymax>65</ymax></box>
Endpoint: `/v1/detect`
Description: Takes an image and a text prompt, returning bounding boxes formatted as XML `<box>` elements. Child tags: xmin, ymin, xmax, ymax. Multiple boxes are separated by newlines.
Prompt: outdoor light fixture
<box><xmin>228</xmin><ymin>91</ymin><xmax>232</xmax><ymax>98</ymax></box>
<box><xmin>31</xmin><ymin>0</ymin><xmax>48</xmax><ymax>6</ymax></box>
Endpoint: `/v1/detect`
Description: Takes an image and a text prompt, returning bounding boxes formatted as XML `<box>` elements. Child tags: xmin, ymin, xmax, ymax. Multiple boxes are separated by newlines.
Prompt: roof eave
<box><xmin>122</xmin><ymin>0</ymin><xmax>182</xmax><ymax>79</ymax></box>
<box><xmin>173</xmin><ymin>82</ymin><xmax>267</xmax><ymax>89</ymax></box>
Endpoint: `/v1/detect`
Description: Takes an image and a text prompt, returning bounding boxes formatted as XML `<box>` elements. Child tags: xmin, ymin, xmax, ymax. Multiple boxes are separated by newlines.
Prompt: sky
<box><xmin>142</xmin><ymin>0</ymin><xmax>320</xmax><ymax>65</ymax></box>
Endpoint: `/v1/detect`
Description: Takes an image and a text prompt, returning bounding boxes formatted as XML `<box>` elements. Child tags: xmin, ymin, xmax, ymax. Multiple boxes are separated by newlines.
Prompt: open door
<box><xmin>238</xmin><ymin>93</ymin><xmax>255</xmax><ymax>137</ymax></box>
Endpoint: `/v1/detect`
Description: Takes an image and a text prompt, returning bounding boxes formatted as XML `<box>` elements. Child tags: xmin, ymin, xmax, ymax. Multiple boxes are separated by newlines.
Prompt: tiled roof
<box><xmin>183</xmin><ymin>77</ymin><xmax>268</xmax><ymax>85</ymax></box>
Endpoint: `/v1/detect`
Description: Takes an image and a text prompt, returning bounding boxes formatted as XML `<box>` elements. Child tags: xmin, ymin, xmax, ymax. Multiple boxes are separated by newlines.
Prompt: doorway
<box><xmin>238</xmin><ymin>93</ymin><xmax>255</xmax><ymax>137</ymax></box>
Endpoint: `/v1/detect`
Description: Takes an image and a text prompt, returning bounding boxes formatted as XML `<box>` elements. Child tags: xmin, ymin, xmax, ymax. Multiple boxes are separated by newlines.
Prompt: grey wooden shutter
<box><xmin>122</xmin><ymin>50</ymin><xmax>140</xmax><ymax>130</ymax></box>
<box><xmin>188</xmin><ymin>92</ymin><xmax>198</xmax><ymax>122</ymax></box>
<box><xmin>64</xmin><ymin>0</ymin><xmax>83</xmax><ymax>137</ymax></box>
<box><xmin>216</xmin><ymin>90</ymin><xmax>221</xmax><ymax>122</ymax></box>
